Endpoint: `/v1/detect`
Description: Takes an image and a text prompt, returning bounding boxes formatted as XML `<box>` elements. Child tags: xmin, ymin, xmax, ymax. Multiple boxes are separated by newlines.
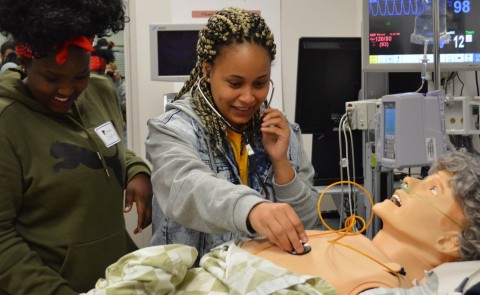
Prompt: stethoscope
<box><xmin>196</xmin><ymin>76</ymin><xmax>275</xmax><ymax>135</ymax></box>
<box><xmin>196</xmin><ymin>76</ymin><xmax>275</xmax><ymax>198</ymax></box>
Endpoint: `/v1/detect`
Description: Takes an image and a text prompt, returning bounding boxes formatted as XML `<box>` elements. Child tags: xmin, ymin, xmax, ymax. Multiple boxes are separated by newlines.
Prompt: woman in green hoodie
<box><xmin>0</xmin><ymin>1</ymin><xmax>152</xmax><ymax>294</ymax></box>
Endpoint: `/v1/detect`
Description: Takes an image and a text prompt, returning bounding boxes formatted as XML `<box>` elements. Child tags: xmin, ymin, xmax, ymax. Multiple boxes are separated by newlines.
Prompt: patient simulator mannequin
<box><xmin>241</xmin><ymin>149</ymin><xmax>480</xmax><ymax>294</ymax></box>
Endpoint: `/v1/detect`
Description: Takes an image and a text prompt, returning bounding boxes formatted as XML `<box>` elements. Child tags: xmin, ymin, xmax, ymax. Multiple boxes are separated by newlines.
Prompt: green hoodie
<box><xmin>0</xmin><ymin>69</ymin><xmax>150</xmax><ymax>294</ymax></box>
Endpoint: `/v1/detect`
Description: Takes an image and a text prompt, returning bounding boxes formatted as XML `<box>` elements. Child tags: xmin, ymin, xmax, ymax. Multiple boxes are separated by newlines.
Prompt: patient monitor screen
<box><xmin>365</xmin><ymin>0</ymin><xmax>480</xmax><ymax>71</ymax></box>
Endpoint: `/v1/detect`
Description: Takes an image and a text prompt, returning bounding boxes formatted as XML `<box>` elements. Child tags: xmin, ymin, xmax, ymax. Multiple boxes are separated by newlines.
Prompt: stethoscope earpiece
<box><xmin>265</xmin><ymin>79</ymin><xmax>275</xmax><ymax>108</ymax></box>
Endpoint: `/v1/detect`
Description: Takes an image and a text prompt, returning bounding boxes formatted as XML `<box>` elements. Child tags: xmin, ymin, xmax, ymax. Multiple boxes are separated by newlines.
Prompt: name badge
<box><xmin>95</xmin><ymin>121</ymin><xmax>121</xmax><ymax>147</ymax></box>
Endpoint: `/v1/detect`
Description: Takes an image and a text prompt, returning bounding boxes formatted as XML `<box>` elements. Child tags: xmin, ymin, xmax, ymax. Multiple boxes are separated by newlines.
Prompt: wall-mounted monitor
<box><xmin>362</xmin><ymin>0</ymin><xmax>480</xmax><ymax>72</ymax></box>
<box><xmin>295</xmin><ymin>37</ymin><xmax>362</xmax><ymax>133</ymax></box>
<box><xmin>149</xmin><ymin>23</ymin><xmax>205</xmax><ymax>82</ymax></box>
<box><xmin>295</xmin><ymin>37</ymin><xmax>363</xmax><ymax>186</ymax></box>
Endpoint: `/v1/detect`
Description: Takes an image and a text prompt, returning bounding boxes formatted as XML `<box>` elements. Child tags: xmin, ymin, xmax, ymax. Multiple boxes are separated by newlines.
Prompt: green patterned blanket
<box><xmin>82</xmin><ymin>238</ymin><xmax>337</xmax><ymax>295</ymax></box>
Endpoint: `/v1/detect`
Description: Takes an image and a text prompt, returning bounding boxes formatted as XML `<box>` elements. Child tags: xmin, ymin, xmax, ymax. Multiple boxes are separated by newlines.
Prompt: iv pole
<box><xmin>432</xmin><ymin>0</ymin><xmax>441</xmax><ymax>90</ymax></box>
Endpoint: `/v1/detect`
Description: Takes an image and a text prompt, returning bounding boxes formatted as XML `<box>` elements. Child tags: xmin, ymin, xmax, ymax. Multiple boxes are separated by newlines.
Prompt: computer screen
<box><xmin>295</xmin><ymin>37</ymin><xmax>362</xmax><ymax>133</ymax></box>
<box><xmin>295</xmin><ymin>37</ymin><xmax>364</xmax><ymax>185</ymax></box>
<box><xmin>362</xmin><ymin>0</ymin><xmax>480</xmax><ymax>72</ymax></box>
<box><xmin>149</xmin><ymin>23</ymin><xmax>204</xmax><ymax>82</ymax></box>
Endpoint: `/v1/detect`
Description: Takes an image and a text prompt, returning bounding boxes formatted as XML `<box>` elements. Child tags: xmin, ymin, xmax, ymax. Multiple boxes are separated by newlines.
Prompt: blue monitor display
<box><xmin>383</xmin><ymin>101</ymin><xmax>396</xmax><ymax>160</ymax></box>
<box><xmin>384</xmin><ymin>106</ymin><xmax>396</xmax><ymax>136</ymax></box>
<box><xmin>363</xmin><ymin>0</ymin><xmax>480</xmax><ymax>72</ymax></box>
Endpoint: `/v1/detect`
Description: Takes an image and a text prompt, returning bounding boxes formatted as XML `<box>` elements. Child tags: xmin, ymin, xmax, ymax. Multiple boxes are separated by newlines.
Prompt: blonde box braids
<box><xmin>175</xmin><ymin>7</ymin><xmax>276</xmax><ymax>149</ymax></box>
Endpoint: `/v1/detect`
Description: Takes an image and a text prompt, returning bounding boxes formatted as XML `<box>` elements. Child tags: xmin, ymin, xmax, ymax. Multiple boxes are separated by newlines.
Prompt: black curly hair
<box><xmin>0</xmin><ymin>0</ymin><xmax>127</xmax><ymax>57</ymax></box>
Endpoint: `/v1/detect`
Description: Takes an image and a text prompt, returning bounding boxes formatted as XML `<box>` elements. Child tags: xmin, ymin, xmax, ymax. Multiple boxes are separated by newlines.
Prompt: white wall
<box><xmin>124</xmin><ymin>0</ymin><xmax>362</xmax><ymax>247</ymax></box>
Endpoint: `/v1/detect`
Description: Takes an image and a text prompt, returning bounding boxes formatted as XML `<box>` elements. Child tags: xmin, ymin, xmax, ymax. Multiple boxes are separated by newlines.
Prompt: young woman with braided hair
<box><xmin>146</xmin><ymin>7</ymin><xmax>319</xmax><ymax>263</ymax></box>
<box><xmin>0</xmin><ymin>0</ymin><xmax>152</xmax><ymax>293</ymax></box>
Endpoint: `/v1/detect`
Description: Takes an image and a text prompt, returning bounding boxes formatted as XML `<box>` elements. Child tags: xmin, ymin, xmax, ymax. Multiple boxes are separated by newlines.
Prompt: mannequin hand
<box><xmin>124</xmin><ymin>173</ymin><xmax>153</xmax><ymax>234</ymax></box>
<box><xmin>248</xmin><ymin>202</ymin><xmax>308</xmax><ymax>254</ymax></box>
<box><xmin>261</xmin><ymin>108</ymin><xmax>290</xmax><ymax>162</ymax></box>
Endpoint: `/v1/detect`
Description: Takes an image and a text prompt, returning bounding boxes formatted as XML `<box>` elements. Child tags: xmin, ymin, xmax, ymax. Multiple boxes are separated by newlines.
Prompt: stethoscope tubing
<box><xmin>196</xmin><ymin>76</ymin><xmax>275</xmax><ymax>134</ymax></box>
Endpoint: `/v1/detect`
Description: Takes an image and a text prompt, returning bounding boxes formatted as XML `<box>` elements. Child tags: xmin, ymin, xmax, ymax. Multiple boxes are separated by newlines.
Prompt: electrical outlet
<box><xmin>345</xmin><ymin>99</ymin><xmax>380</xmax><ymax>130</ymax></box>
<box><xmin>345</xmin><ymin>101</ymin><xmax>357</xmax><ymax>130</ymax></box>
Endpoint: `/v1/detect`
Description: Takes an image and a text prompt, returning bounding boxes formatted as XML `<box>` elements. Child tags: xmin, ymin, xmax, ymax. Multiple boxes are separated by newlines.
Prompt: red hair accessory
<box><xmin>90</xmin><ymin>56</ymin><xmax>106</xmax><ymax>72</ymax></box>
<box><xmin>55</xmin><ymin>36</ymin><xmax>94</xmax><ymax>64</ymax></box>
<box><xmin>14</xmin><ymin>36</ymin><xmax>94</xmax><ymax>64</ymax></box>
<box><xmin>15</xmin><ymin>43</ymin><xmax>35</xmax><ymax>60</ymax></box>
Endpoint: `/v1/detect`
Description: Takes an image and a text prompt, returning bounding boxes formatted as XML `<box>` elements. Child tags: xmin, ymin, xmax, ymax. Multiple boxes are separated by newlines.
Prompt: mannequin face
<box><xmin>203</xmin><ymin>43</ymin><xmax>271</xmax><ymax>129</ymax></box>
<box><xmin>24</xmin><ymin>46</ymin><xmax>90</xmax><ymax>114</ymax></box>
<box><xmin>373</xmin><ymin>170</ymin><xmax>463</xmax><ymax>246</ymax></box>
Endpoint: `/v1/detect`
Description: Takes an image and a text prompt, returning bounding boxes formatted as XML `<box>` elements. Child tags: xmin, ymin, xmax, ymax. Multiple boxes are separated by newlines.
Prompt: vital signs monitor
<box><xmin>376</xmin><ymin>91</ymin><xmax>447</xmax><ymax>169</ymax></box>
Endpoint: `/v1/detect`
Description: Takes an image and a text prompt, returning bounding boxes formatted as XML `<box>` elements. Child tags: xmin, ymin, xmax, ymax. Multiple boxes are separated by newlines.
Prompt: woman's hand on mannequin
<box><xmin>248</xmin><ymin>202</ymin><xmax>308</xmax><ymax>254</ymax></box>
<box><xmin>124</xmin><ymin>173</ymin><xmax>153</xmax><ymax>234</ymax></box>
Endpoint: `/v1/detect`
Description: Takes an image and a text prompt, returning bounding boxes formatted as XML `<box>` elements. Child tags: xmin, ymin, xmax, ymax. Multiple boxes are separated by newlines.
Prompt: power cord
<box><xmin>338</xmin><ymin>112</ymin><xmax>359</xmax><ymax>230</ymax></box>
